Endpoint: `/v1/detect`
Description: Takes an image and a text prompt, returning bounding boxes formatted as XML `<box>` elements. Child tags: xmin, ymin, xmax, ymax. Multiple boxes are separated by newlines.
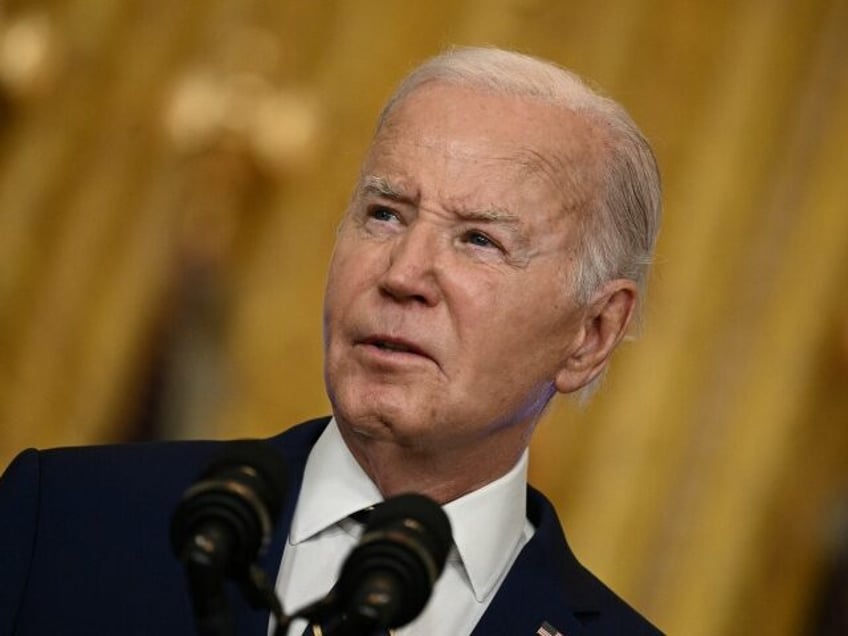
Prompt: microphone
<box><xmin>171</xmin><ymin>440</ymin><xmax>288</xmax><ymax>575</ymax></box>
<box><xmin>170</xmin><ymin>440</ymin><xmax>288</xmax><ymax>636</ymax></box>
<box><xmin>319</xmin><ymin>493</ymin><xmax>453</xmax><ymax>633</ymax></box>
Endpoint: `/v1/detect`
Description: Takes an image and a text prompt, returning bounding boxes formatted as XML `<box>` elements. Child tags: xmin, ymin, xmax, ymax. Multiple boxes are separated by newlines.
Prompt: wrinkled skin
<box><xmin>323</xmin><ymin>82</ymin><xmax>636</xmax><ymax>502</ymax></box>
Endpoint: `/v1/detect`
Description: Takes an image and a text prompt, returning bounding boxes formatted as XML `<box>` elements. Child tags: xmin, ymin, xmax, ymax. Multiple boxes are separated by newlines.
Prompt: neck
<box><xmin>337</xmin><ymin>423</ymin><xmax>531</xmax><ymax>504</ymax></box>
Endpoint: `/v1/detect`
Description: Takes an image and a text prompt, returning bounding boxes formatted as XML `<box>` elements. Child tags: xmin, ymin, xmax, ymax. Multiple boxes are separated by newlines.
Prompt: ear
<box><xmin>554</xmin><ymin>279</ymin><xmax>638</xmax><ymax>395</ymax></box>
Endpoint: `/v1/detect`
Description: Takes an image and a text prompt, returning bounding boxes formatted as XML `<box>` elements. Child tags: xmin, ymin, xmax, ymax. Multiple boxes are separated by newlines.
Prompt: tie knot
<box><xmin>349</xmin><ymin>504</ymin><xmax>378</xmax><ymax>525</ymax></box>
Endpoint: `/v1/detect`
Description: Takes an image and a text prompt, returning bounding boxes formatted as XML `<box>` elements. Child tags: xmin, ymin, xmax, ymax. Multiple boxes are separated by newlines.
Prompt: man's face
<box><xmin>323</xmin><ymin>82</ymin><xmax>602</xmax><ymax>459</ymax></box>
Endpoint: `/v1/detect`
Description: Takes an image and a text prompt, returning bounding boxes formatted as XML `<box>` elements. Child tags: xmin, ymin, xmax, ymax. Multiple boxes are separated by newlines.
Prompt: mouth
<box><xmin>360</xmin><ymin>336</ymin><xmax>430</xmax><ymax>359</ymax></box>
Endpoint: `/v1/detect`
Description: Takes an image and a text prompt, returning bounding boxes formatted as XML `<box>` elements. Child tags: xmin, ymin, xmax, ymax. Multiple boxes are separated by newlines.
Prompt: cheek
<box><xmin>457</xmin><ymin>284</ymin><xmax>574</xmax><ymax>372</ymax></box>
<box><xmin>445</xmin><ymin>283</ymin><xmax>529</xmax><ymax>378</ymax></box>
<box><xmin>458</xmin><ymin>278</ymin><xmax>541</xmax><ymax>331</ymax></box>
<box><xmin>326</xmin><ymin>246</ymin><xmax>369</xmax><ymax>311</ymax></box>
<box><xmin>323</xmin><ymin>265</ymin><xmax>357</xmax><ymax>357</ymax></box>
<box><xmin>324</xmin><ymin>247</ymin><xmax>387</xmax><ymax>359</ymax></box>
<box><xmin>331</xmin><ymin>231</ymin><xmax>386</xmax><ymax>285</ymax></box>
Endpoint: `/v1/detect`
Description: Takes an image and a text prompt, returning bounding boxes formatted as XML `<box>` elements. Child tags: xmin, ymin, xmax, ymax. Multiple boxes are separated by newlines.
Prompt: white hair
<box><xmin>376</xmin><ymin>46</ymin><xmax>662</xmax><ymax>305</ymax></box>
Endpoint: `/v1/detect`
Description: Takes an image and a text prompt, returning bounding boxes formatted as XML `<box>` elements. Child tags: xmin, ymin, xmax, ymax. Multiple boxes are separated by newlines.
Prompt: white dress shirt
<box><xmin>271</xmin><ymin>419</ymin><xmax>534</xmax><ymax>635</ymax></box>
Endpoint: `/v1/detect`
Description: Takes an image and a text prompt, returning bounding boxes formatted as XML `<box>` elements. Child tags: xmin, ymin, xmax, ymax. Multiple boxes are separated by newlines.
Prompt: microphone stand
<box><xmin>286</xmin><ymin>588</ymin><xmax>385</xmax><ymax>636</ymax></box>
<box><xmin>184</xmin><ymin>555</ymin><xmax>300</xmax><ymax>636</ymax></box>
<box><xmin>238</xmin><ymin>564</ymin><xmax>293</xmax><ymax>636</ymax></box>
<box><xmin>183</xmin><ymin>551</ymin><xmax>235</xmax><ymax>636</ymax></box>
<box><xmin>181</xmin><ymin>528</ymin><xmax>291</xmax><ymax>636</ymax></box>
<box><xmin>184</xmin><ymin>551</ymin><xmax>402</xmax><ymax>635</ymax></box>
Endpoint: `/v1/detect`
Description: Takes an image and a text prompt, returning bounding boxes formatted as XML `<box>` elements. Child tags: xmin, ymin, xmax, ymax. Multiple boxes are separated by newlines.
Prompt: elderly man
<box><xmin>0</xmin><ymin>47</ymin><xmax>661</xmax><ymax>635</ymax></box>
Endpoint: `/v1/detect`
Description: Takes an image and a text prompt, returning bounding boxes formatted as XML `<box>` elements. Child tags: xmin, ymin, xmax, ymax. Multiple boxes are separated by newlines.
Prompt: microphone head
<box><xmin>170</xmin><ymin>440</ymin><xmax>288</xmax><ymax>576</ymax></box>
<box><xmin>335</xmin><ymin>493</ymin><xmax>452</xmax><ymax>629</ymax></box>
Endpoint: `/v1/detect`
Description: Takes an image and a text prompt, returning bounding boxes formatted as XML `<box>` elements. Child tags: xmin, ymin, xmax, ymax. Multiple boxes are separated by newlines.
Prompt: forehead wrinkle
<box><xmin>511</xmin><ymin>148</ymin><xmax>584</xmax><ymax>215</ymax></box>
<box><xmin>508</xmin><ymin>108</ymin><xmax>607</xmax><ymax>217</ymax></box>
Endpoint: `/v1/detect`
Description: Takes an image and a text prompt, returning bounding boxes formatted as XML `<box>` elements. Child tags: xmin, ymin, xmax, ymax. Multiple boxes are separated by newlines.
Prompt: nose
<box><xmin>378</xmin><ymin>224</ymin><xmax>441</xmax><ymax>306</ymax></box>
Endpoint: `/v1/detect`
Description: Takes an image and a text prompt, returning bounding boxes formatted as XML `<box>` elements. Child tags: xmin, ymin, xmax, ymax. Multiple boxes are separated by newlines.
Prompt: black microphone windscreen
<box><xmin>366</xmin><ymin>493</ymin><xmax>452</xmax><ymax>571</ymax></box>
<box><xmin>199</xmin><ymin>440</ymin><xmax>289</xmax><ymax>521</ymax></box>
<box><xmin>170</xmin><ymin>440</ymin><xmax>288</xmax><ymax>575</ymax></box>
<box><xmin>335</xmin><ymin>492</ymin><xmax>452</xmax><ymax>629</ymax></box>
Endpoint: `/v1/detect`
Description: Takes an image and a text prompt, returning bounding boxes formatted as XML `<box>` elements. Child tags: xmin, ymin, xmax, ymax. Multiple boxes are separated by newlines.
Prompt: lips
<box><xmin>360</xmin><ymin>335</ymin><xmax>431</xmax><ymax>360</ymax></box>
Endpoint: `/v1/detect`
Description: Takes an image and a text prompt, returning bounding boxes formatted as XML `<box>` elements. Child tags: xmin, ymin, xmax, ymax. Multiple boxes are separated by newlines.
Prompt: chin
<box><xmin>334</xmin><ymin>396</ymin><xmax>430</xmax><ymax>444</ymax></box>
<box><xmin>330</xmin><ymin>387</ymin><xmax>395</xmax><ymax>433</ymax></box>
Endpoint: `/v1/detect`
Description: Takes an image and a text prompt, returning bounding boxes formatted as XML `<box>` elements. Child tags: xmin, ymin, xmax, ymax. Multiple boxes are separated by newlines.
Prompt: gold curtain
<box><xmin>1</xmin><ymin>1</ymin><xmax>847</xmax><ymax>634</ymax></box>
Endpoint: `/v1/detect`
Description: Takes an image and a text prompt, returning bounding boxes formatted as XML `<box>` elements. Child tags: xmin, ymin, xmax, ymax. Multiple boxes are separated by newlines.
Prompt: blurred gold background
<box><xmin>1</xmin><ymin>1</ymin><xmax>847</xmax><ymax>634</ymax></box>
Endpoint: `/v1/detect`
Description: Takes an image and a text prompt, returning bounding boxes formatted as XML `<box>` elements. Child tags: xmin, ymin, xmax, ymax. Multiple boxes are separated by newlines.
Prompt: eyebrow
<box><xmin>454</xmin><ymin>207</ymin><xmax>522</xmax><ymax>227</ymax></box>
<box><xmin>361</xmin><ymin>175</ymin><xmax>414</xmax><ymax>203</ymax></box>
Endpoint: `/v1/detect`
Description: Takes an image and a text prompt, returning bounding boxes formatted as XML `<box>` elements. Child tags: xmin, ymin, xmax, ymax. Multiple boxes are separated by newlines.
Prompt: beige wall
<box><xmin>1</xmin><ymin>1</ymin><xmax>847</xmax><ymax>634</ymax></box>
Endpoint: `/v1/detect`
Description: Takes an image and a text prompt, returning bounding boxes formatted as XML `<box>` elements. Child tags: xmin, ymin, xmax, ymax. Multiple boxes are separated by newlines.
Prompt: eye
<box><xmin>369</xmin><ymin>206</ymin><xmax>399</xmax><ymax>223</ymax></box>
<box><xmin>463</xmin><ymin>230</ymin><xmax>500</xmax><ymax>250</ymax></box>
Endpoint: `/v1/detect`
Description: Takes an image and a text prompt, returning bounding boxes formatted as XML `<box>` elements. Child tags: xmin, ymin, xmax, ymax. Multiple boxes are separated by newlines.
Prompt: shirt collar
<box><xmin>289</xmin><ymin>419</ymin><xmax>383</xmax><ymax>543</ymax></box>
<box><xmin>290</xmin><ymin>418</ymin><xmax>529</xmax><ymax>603</ymax></box>
<box><xmin>443</xmin><ymin>448</ymin><xmax>528</xmax><ymax>602</ymax></box>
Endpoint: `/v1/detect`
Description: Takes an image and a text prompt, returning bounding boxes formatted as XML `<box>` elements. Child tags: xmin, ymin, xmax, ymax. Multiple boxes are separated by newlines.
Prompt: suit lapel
<box><xmin>235</xmin><ymin>417</ymin><xmax>331</xmax><ymax>636</ymax></box>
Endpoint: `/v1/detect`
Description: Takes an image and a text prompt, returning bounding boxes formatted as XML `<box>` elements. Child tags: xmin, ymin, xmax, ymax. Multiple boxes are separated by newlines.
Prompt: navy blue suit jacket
<box><xmin>0</xmin><ymin>417</ymin><xmax>661</xmax><ymax>635</ymax></box>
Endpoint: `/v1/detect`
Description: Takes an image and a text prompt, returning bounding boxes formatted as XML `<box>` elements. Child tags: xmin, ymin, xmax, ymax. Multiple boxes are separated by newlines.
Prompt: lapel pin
<box><xmin>536</xmin><ymin>621</ymin><xmax>564</xmax><ymax>636</ymax></box>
